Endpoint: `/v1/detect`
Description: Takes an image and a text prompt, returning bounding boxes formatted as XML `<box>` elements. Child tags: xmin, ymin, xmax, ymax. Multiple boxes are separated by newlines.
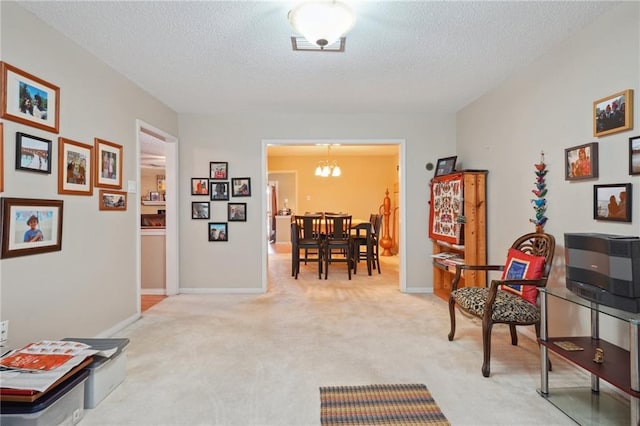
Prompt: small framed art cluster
<box><xmin>0</xmin><ymin>62</ymin><xmax>129</xmax><ymax>258</ymax></box>
<box><xmin>190</xmin><ymin>161</ymin><xmax>252</xmax><ymax>242</ymax></box>
<box><xmin>563</xmin><ymin>88</ymin><xmax>636</xmax><ymax>223</ymax></box>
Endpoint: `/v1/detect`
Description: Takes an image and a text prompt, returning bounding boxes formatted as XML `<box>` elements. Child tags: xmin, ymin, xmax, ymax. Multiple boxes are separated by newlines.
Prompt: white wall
<box><xmin>1</xmin><ymin>3</ymin><xmax>178</xmax><ymax>348</ymax></box>
<box><xmin>457</xmin><ymin>2</ymin><xmax>640</xmax><ymax>346</ymax></box>
<box><xmin>177</xmin><ymin>113</ymin><xmax>456</xmax><ymax>292</ymax></box>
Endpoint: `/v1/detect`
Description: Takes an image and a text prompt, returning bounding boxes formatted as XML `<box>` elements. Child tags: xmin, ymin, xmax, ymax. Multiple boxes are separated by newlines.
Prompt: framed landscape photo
<box><xmin>58</xmin><ymin>137</ymin><xmax>93</xmax><ymax>196</ymax></box>
<box><xmin>208</xmin><ymin>222</ymin><xmax>228</xmax><ymax>241</ymax></box>
<box><xmin>94</xmin><ymin>138</ymin><xmax>123</xmax><ymax>189</ymax></box>
<box><xmin>593</xmin><ymin>89</ymin><xmax>633</xmax><ymax>137</ymax></box>
<box><xmin>210</xmin><ymin>181</ymin><xmax>229</xmax><ymax>201</ymax></box>
<box><xmin>0</xmin><ymin>197</ymin><xmax>64</xmax><ymax>259</ymax></box>
<box><xmin>630</xmin><ymin>136</ymin><xmax>640</xmax><ymax>175</ymax></box>
<box><xmin>149</xmin><ymin>191</ymin><xmax>160</xmax><ymax>201</ymax></box>
<box><xmin>191</xmin><ymin>201</ymin><xmax>210</xmax><ymax>219</ymax></box>
<box><xmin>99</xmin><ymin>189</ymin><xmax>127</xmax><ymax>211</ymax></box>
<box><xmin>228</xmin><ymin>202</ymin><xmax>247</xmax><ymax>222</ymax></box>
<box><xmin>565</xmin><ymin>142</ymin><xmax>598</xmax><ymax>180</ymax></box>
<box><xmin>15</xmin><ymin>132</ymin><xmax>52</xmax><ymax>174</ymax></box>
<box><xmin>210</xmin><ymin>161</ymin><xmax>228</xmax><ymax>180</ymax></box>
<box><xmin>0</xmin><ymin>123</ymin><xmax>3</xmax><ymax>192</ymax></box>
<box><xmin>231</xmin><ymin>177</ymin><xmax>251</xmax><ymax>197</ymax></box>
<box><xmin>0</xmin><ymin>62</ymin><xmax>60</xmax><ymax>133</ymax></box>
<box><xmin>434</xmin><ymin>156</ymin><xmax>457</xmax><ymax>177</ymax></box>
<box><xmin>593</xmin><ymin>183</ymin><xmax>632</xmax><ymax>222</ymax></box>
<box><xmin>191</xmin><ymin>178</ymin><xmax>209</xmax><ymax>195</ymax></box>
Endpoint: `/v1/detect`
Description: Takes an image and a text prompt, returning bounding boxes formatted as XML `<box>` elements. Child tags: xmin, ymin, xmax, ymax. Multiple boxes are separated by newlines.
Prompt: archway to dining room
<box><xmin>261</xmin><ymin>139</ymin><xmax>406</xmax><ymax>292</ymax></box>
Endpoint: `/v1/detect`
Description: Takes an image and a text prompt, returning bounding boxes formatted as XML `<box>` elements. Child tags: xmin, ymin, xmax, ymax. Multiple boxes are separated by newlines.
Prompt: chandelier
<box><xmin>314</xmin><ymin>145</ymin><xmax>341</xmax><ymax>177</ymax></box>
<box><xmin>288</xmin><ymin>1</ymin><xmax>355</xmax><ymax>49</ymax></box>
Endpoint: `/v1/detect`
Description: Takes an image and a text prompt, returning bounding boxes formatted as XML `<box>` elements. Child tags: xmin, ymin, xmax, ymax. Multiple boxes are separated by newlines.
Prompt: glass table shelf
<box><xmin>539</xmin><ymin>286</ymin><xmax>640</xmax><ymax>425</ymax></box>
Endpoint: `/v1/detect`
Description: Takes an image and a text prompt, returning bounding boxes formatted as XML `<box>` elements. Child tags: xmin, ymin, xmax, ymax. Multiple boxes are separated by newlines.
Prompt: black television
<box><xmin>565</xmin><ymin>233</ymin><xmax>640</xmax><ymax>313</ymax></box>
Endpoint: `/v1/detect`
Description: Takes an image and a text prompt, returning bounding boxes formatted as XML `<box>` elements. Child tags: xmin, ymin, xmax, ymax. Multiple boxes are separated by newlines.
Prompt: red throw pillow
<box><xmin>499</xmin><ymin>248</ymin><xmax>546</xmax><ymax>305</ymax></box>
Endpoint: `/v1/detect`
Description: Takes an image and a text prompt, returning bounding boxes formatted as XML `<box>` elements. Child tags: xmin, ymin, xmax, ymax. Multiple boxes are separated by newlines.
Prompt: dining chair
<box><xmin>370</xmin><ymin>213</ymin><xmax>382</xmax><ymax>273</ymax></box>
<box><xmin>292</xmin><ymin>214</ymin><xmax>323</xmax><ymax>279</ymax></box>
<box><xmin>323</xmin><ymin>214</ymin><xmax>353</xmax><ymax>279</ymax></box>
<box><xmin>350</xmin><ymin>213</ymin><xmax>382</xmax><ymax>275</ymax></box>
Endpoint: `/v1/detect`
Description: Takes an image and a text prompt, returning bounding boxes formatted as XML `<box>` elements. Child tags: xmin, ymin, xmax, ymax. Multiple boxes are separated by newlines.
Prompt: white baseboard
<box><xmin>180</xmin><ymin>287</ymin><xmax>265</xmax><ymax>294</ymax></box>
<box><xmin>141</xmin><ymin>288</ymin><xmax>166</xmax><ymax>295</ymax></box>
<box><xmin>95</xmin><ymin>313</ymin><xmax>140</xmax><ymax>338</ymax></box>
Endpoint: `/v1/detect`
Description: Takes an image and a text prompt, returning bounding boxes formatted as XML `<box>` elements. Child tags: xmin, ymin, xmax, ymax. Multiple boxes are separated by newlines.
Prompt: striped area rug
<box><xmin>320</xmin><ymin>384</ymin><xmax>450</xmax><ymax>425</ymax></box>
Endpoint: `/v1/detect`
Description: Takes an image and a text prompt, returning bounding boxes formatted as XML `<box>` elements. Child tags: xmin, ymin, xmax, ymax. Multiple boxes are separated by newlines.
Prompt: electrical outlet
<box><xmin>0</xmin><ymin>320</ymin><xmax>8</xmax><ymax>343</ymax></box>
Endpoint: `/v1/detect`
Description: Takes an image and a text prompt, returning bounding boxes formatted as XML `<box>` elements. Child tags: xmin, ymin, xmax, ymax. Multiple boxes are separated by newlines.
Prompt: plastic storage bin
<box><xmin>62</xmin><ymin>337</ymin><xmax>130</xmax><ymax>409</ymax></box>
<box><xmin>0</xmin><ymin>369</ymin><xmax>89</xmax><ymax>426</ymax></box>
<box><xmin>84</xmin><ymin>349</ymin><xmax>127</xmax><ymax>408</ymax></box>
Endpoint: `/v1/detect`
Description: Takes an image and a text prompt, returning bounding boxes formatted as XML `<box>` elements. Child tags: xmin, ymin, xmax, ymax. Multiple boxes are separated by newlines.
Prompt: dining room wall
<box><xmin>268</xmin><ymin>153</ymin><xmax>398</xmax><ymax>221</ymax></box>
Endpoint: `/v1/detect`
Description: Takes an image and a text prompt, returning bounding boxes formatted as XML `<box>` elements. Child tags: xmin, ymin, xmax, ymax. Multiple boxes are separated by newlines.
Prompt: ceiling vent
<box><xmin>291</xmin><ymin>36</ymin><xmax>346</xmax><ymax>52</ymax></box>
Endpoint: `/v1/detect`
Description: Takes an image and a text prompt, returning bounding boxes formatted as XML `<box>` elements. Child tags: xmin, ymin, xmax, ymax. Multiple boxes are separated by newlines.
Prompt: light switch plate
<box><xmin>0</xmin><ymin>320</ymin><xmax>8</xmax><ymax>343</ymax></box>
<box><xmin>127</xmin><ymin>180</ymin><xmax>137</xmax><ymax>193</ymax></box>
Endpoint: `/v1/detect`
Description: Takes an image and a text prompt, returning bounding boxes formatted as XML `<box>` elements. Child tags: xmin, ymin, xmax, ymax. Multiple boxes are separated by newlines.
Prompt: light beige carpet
<box><xmin>79</xmin><ymin>249</ymin><xmax>589</xmax><ymax>425</ymax></box>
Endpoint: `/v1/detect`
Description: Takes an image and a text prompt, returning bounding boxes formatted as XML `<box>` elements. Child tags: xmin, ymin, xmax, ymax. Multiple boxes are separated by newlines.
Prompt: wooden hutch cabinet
<box><xmin>429</xmin><ymin>170</ymin><xmax>488</xmax><ymax>301</ymax></box>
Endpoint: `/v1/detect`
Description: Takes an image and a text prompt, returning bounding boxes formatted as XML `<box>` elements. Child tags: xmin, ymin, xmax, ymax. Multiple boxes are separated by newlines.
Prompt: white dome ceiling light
<box><xmin>288</xmin><ymin>1</ymin><xmax>355</xmax><ymax>49</ymax></box>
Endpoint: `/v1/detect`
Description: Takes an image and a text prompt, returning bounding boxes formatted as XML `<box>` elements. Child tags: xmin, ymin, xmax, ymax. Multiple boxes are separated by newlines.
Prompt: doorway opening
<box><xmin>136</xmin><ymin>120</ymin><xmax>179</xmax><ymax>313</ymax></box>
<box><xmin>261</xmin><ymin>139</ymin><xmax>406</xmax><ymax>292</ymax></box>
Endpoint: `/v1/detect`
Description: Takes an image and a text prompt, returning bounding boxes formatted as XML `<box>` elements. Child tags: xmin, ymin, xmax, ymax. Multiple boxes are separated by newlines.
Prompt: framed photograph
<box><xmin>0</xmin><ymin>62</ymin><xmax>60</xmax><ymax>134</ymax></box>
<box><xmin>192</xmin><ymin>201</ymin><xmax>210</xmax><ymax>219</ymax></box>
<box><xmin>191</xmin><ymin>178</ymin><xmax>209</xmax><ymax>195</ymax></box>
<box><xmin>593</xmin><ymin>89</ymin><xmax>633</xmax><ymax>137</ymax></box>
<box><xmin>149</xmin><ymin>191</ymin><xmax>160</xmax><ymax>201</ymax></box>
<box><xmin>58</xmin><ymin>137</ymin><xmax>93</xmax><ymax>196</ymax></box>
<box><xmin>0</xmin><ymin>197</ymin><xmax>63</xmax><ymax>259</ymax></box>
<box><xmin>565</xmin><ymin>142</ymin><xmax>598</xmax><ymax>180</ymax></box>
<box><xmin>208</xmin><ymin>222</ymin><xmax>228</xmax><ymax>241</ymax></box>
<box><xmin>0</xmin><ymin>123</ymin><xmax>4</xmax><ymax>193</ymax></box>
<box><xmin>210</xmin><ymin>162</ymin><xmax>228</xmax><ymax>180</ymax></box>
<box><xmin>156</xmin><ymin>175</ymin><xmax>165</xmax><ymax>192</ymax></box>
<box><xmin>228</xmin><ymin>202</ymin><xmax>247</xmax><ymax>222</ymax></box>
<box><xmin>15</xmin><ymin>132</ymin><xmax>52</xmax><ymax>174</ymax></box>
<box><xmin>231</xmin><ymin>177</ymin><xmax>251</xmax><ymax>197</ymax></box>
<box><xmin>434</xmin><ymin>156</ymin><xmax>457</xmax><ymax>177</ymax></box>
<box><xmin>94</xmin><ymin>138</ymin><xmax>123</xmax><ymax>189</ymax></box>
<box><xmin>593</xmin><ymin>183</ymin><xmax>632</xmax><ymax>222</ymax></box>
<box><xmin>210</xmin><ymin>181</ymin><xmax>229</xmax><ymax>201</ymax></box>
<box><xmin>99</xmin><ymin>189</ymin><xmax>127</xmax><ymax>211</ymax></box>
<box><xmin>630</xmin><ymin>136</ymin><xmax>640</xmax><ymax>175</ymax></box>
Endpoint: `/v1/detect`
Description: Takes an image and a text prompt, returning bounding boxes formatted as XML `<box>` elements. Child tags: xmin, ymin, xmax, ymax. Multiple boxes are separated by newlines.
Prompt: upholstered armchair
<box><xmin>447</xmin><ymin>232</ymin><xmax>556</xmax><ymax>377</ymax></box>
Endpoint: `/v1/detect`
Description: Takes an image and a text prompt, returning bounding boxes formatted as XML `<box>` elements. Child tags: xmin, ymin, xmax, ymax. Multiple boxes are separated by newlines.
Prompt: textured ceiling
<box><xmin>18</xmin><ymin>1</ymin><xmax>619</xmax><ymax>116</ymax></box>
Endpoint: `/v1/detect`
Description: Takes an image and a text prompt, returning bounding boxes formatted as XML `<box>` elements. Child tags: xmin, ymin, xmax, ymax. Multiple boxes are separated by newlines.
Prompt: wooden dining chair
<box><xmin>292</xmin><ymin>215</ymin><xmax>323</xmax><ymax>279</ymax></box>
<box><xmin>324</xmin><ymin>214</ymin><xmax>353</xmax><ymax>279</ymax></box>
<box><xmin>350</xmin><ymin>214</ymin><xmax>377</xmax><ymax>275</ymax></box>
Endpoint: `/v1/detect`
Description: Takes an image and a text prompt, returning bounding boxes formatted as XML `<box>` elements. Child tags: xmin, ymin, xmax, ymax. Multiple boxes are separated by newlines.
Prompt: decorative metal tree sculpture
<box><xmin>530</xmin><ymin>151</ymin><xmax>548</xmax><ymax>232</ymax></box>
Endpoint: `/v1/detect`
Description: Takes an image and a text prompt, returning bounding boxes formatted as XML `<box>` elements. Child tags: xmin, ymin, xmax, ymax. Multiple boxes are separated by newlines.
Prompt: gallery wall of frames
<box><xmin>0</xmin><ymin>61</ymin><xmax>126</xmax><ymax>258</ymax></box>
<box><xmin>562</xmin><ymin>88</ymin><xmax>636</xmax><ymax>223</ymax></box>
<box><xmin>190</xmin><ymin>161</ymin><xmax>252</xmax><ymax>242</ymax></box>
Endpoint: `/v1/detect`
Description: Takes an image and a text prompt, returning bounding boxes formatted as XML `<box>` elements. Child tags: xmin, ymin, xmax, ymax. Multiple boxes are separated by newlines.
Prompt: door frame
<box><xmin>136</xmin><ymin>120</ymin><xmax>179</xmax><ymax>313</ymax></box>
<box><xmin>261</xmin><ymin>138</ymin><xmax>406</xmax><ymax>292</ymax></box>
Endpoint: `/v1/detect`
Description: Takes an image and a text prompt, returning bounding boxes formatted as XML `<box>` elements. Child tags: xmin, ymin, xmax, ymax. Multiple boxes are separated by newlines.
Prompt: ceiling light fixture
<box><xmin>314</xmin><ymin>145</ymin><xmax>341</xmax><ymax>177</ymax></box>
<box><xmin>288</xmin><ymin>1</ymin><xmax>355</xmax><ymax>49</ymax></box>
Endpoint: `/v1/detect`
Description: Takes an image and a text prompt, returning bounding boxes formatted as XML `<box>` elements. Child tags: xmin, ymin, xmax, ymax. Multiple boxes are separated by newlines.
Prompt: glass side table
<box><xmin>538</xmin><ymin>287</ymin><xmax>640</xmax><ymax>426</ymax></box>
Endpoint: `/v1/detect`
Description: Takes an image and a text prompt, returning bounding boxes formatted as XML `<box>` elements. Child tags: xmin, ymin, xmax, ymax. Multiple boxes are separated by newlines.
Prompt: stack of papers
<box><xmin>0</xmin><ymin>340</ymin><xmax>100</xmax><ymax>394</ymax></box>
<box><xmin>431</xmin><ymin>252</ymin><xmax>465</xmax><ymax>266</ymax></box>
